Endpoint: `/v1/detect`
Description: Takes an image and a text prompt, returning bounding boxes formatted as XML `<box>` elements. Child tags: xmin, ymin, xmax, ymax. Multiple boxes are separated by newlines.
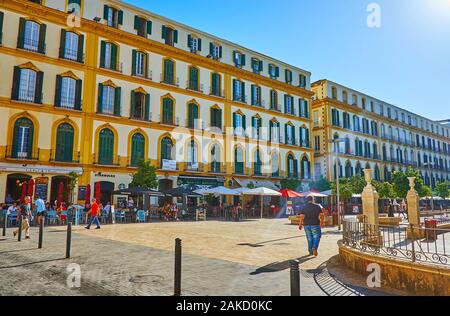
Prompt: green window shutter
<box><xmin>241</xmin><ymin>54</ymin><xmax>246</xmax><ymax>66</ymax></box>
<box><xmin>75</xmin><ymin>79</ymin><xmax>82</xmax><ymax>110</ymax></box>
<box><xmin>103</xmin><ymin>5</ymin><xmax>109</xmax><ymax>20</ymax></box>
<box><xmin>173</xmin><ymin>30</ymin><xmax>178</xmax><ymax>43</ymax></box>
<box><xmin>269</xmin><ymin>121</ymin><xmax>273</xmax><ymax>140</ymax></box>
<box><xmin>146</xmin><ymin>20</ymin><xmax>152</xmax><ymax>34</ymax></box>
<box><xmin>198</xmin><ymin>38</ymin><xmax>202</xmax><ymax>51</ymax></box>
<box><xmin>12</xmin><ymin>66</ymin><xmax>22</xmax><ymax>100</ymax></box>
<box><xmin>118</xmin><ymin>10</ymin><xmax>124</xmax><ymax>25</ymax></box>
<box><xmin>114</xmin><ymin>87</ymin><xmax>121</xmax><ymax>116</ymax></box>
<box><xmin>131</xmin><ymin>50</ymin><xmax>137</xmax><ymax>75</ymax></box>
<box><xmin>97</xmin><ymin>83</ymin><xmax>103</xmax><ymax>113</ymax></box>
<box><xmin>294</xmin><ymin>160</ymin><xmax>298</xmax><ymax>178</ymax></box>
<box><xmin>130</xmin><ymin>91</ymin><xmax>136</xmax><ymax>118</ymax></box>
<box><xmin>77</xmin><ymin>33</ymin><xmax>84</xmax><ymax>63</ymax></box>
<box><xmin>100</xmin><ymin>41</ymin><xmax>106</xmax><ymax>68</ymax></box>
<box><xmin>275</xmin><ymin>66</ymin><xmax>279</xmax><ymax>77</ymax></box>
<box><xmin>0</xmin><ymin>11</ymin><xmax>4</xmax><ymax>45</ymax></box>
<box><xmin>187</xmin><ymin>34</ymin><xmax>192</xmax><ymax>48</ymax></box>
<box><xmin>59</xmin><ymin>29</ymin><xmax>66</xmax><ymax>58</ymax></box>
<box><xmin>232</xmin><ymin>113</ymin><xmax>237</xmax><ymax>129</ymax></box>
<box><xmin>54</xmin><ymin>75</ymin><xmax>62</xmax><ymax>107</ymax></box>
<box><xmin>34</xmin><ymin>71</ymin><xmax>43</xmax><ymax>104</ymax></box>
<box><xmin>219</xmin><ymin>45</ymin><xmax>222</xmax><ymax>58</ymax></box>
<box><xmin>241</xmin><ymin>82</ymin><xmax>245</xmax><ymax>102</ymax></box>
<box><xmin>242</xmin><ymin>115</ymin><xmax>246</xmax><ymax>132</ymax></box>
<box><xmin>111</xmin><ymin>43</ymin><xmax>117</xmax><ymax>70</ymax></box>
<box><xmin>210</xmin><ymin>108</ymin><xmax>214</xmax><ymax>128</ymax></box>
<box><xmin>38</xmin><ymin>23</ymin><xmax>46</xmax><ymax>54</ymax></box>
<box><xmin>17</xmin><ymin>18</ymin><xmax>26</xmax><ymax>49</ymax></box>
<box><xmin>209</xmin><ymin>42</ymin><xmax>214</xmax><ymax>55</ymax></box>
<box><xmin>161</xmin><ymin>25</ymin><xmax>167</xmax><ymax>39</ymax></box>
<box><xmin>285</xmin><ymin>125</ymin><xmax>288</xmax><ymax>144</ymax></box>
<box><xmin>218</xmin><ymin>109</ymin><xmax>222</xmax><ymax>129</ymax></box>
<box><xmin>144</xmin><ymin>94</ymin><xmax>150</xmax><ymax>121</ymax></box>
<box><xmin>259</xmin><ymin>60</ymin><xmax>263</xmax><ymax>71</ymax></box>
<box><xmin>134</xmin><ymin>15</ymin><xmax>140</xmax><ymax>30</ymax></box>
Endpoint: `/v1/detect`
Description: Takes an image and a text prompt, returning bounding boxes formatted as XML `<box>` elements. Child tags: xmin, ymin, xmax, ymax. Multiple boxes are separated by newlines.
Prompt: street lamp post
<box><xmin>329</xmin><ymin>138</ymin><xmax>346</xmax><ymax>231</ymax></box>
<box><xmin>424</xmin><ymin>162</ymin><xmax>434</xmax><ymax>211</ymax></box>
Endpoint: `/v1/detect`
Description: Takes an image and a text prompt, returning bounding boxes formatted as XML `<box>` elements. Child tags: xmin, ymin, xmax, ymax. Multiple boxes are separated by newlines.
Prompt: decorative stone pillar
<box><xmin>406</xmin><ymin>177</ymin><xmax>421</xmax><ymax>227</ymax></box>
<box><xmin>362</xmin><ymin>169</ymin><xmax>379</xmax><ymax>226</ymax></box>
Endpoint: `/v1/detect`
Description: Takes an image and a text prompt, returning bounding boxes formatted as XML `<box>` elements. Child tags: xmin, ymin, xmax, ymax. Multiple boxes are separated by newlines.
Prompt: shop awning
<box><xmin>233</xmin><ymin>178</ymin><xmax>281</xmax><ymax>191</ymax></box>
<box><xmin>0</xmin><ymin>163</ymin><xmax>83</xmax><ymax>175</ymax></box>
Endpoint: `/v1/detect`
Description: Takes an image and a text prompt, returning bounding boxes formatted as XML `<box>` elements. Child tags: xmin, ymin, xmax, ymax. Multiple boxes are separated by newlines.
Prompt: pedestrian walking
<box><xmin>387</xmin><ymin>200</ymin><xmax>394</xmax><ymax>218</ymax></box>
<box><xmin>35</xmin><ymin>196</ymin><xmax>46</xmax><ymax>226</ymax></box>
<box><xmin>13</xmin><ymin>196</ymin><xmax>32</xmax><ymax>239</ymax></box>
<box><xmin>298</xmin><ymin>196</ymin><xmax>325</xmax><ymax>257</ymax></box>
<box><xmin>85</xmin><ymin>199</ymin><xmax>101</xmax><ymax>230</ymax></box>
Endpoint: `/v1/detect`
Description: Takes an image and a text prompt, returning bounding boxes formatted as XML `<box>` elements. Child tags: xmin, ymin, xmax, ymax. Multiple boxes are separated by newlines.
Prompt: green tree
<box><xmin>349</xmin><ymin>175</ymin><xmax>366</xmax><ymax>195</ymax></box>
<box><xmin>373</xmin><ymin>181</ymin><xmax>395</xmax><ymax>199</ymax></box>
<box><xmin>130</xmin><ymin>160</ymin><xmax>158</xmax><ymax>189</ymax></box>
<box><xmin>435</xmin><ymin>181</ymin><xmax>450</xmax><ymax>199</ymax></box>
<box><xmin>247</xmin><ymin>182</ymin><xmax>256</xmax><ymax>189</ymax></box>
<box><xmin>391</xmin><ymin>168</ymin><xmax>429</xmax><ymax>198</ymax></box>
<box><xmin>280</xmin><ymin>179</ymin><xmax>302</xmax><ymax>191</ymax></box>
<box><xmin>331</xmin><ymin>178</ymin><xmax>353</xmax><ymax>200</ymax></box>
<box><xmin>310</xmin><ymin>176</ymin><xmax>331</xmax><ymax>192</ymax></box>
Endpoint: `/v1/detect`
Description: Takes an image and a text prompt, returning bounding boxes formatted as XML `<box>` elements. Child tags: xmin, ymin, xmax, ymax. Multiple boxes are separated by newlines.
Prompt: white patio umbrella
<box><xmin>243</xmin><ymin>187</ymin><xmax>282</xmax><ymax>219</ymax></box>
<box><xmin>302</xmin><ymin>191</ymin><xmax>328</xmax><ymax>198</ymax></box>
<box><xmin>232</xmin><ymin>187</ymin><xmax>251</xmax><ymax>195</ymax></box>
<box><xmin>202</xmin><ymin>186</ymin><xmax>238</xmax><ymax>196</ymax></box>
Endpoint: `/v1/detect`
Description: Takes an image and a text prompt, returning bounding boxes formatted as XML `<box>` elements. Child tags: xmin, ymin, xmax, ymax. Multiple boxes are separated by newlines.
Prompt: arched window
<box><xmin>12</xmin><ymin>117</ymin><xmax>34</xmax><ymax>159</ymax></box>
<box><xmin>162</xmin><ymin>97</ymin><xmax>174</xmax><ymax>125</ymax></box>
<box><xmin>130</xmin><ymin>133</ymin><xmax>145</xmax><ymax>167</ymax></box>
<box><xmin>345</xmin><ymin>161</ymin><xmax>353</xmax><ymax>178</ymax></box>
<box><xmin>210</xmin><ymin>144</ymin><xmax>220</xmax><ymax>173</ymax></box>
<box><xmin>334</xmin><ymin>159</ymin><xmax>342</xmax><ymax>180</ymax></box>
<box><xmin>98</xmin><ymin>128</ymin><xmax>114</xmax><ymax>165</ymax></box>
<box><xmin>235</xmin><ymin>147</ymin><xmax>244</xmax><ymax>174</ymax></box>
<box><xmin>355</xmin><ymin>162</ymin><xmax>363</xmax><ymax>177</ymax></box>
<box><xmin>187</xmin><ymin>139</ymin><xmax>198</xmax><ymax>170</ymax></box>
<box><xmin>55</xmin><ymin>123</ymin><xmax>74</xmax><ymax>162</ymax></box>
<box><xmin>163</xmin><ymin>59</ymin><xmax>175</xmax><ymax>84</ymax></box>
<box><xmin>187</xmin><ymin>102</ymin><xmax>199</xmax><ymax>129</ymax></box>
<box><xmin>271</xmin><ymin>152</ymin><xmax>279</xmax><ymax>177</ymax></box>
<box><xmin>254</xmin><ymin>149</ymin><xmax>262</xmax><ymax>176</ymax></box>
<box><xmin>287</xmin><ymin>154</ymin><xmax>297</xmax><ymax>178</ymax></box>
<box><xmin>301</xmin><ymin>156</ymin><xmax>311</xmax><ymax>179</ymax></box>
<box><xmin>161</xmin><ymin>137</ymin><xmax>173</xmax><ymax>161</ymax></box>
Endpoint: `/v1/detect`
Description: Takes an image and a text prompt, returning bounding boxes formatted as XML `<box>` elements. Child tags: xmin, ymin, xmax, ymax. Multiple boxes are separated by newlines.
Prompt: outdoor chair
<box><xmin>46</xmin><ymin>210</ymin><xmax>59</xmax><ymax>225</ymax></box>
<box><xmin>116</xmin><ymin>210</ymin><xmax>126</xmax><ymax>223</ymax></box>
<box><xmin>136</xmin><ymin>210</ymin><xmax>146</xmax><ymax>223</ymax></box>
<box><xmin>8</xmin><ymin>212</ymin><xmax>18</xmax><ymax>226</ymax></box>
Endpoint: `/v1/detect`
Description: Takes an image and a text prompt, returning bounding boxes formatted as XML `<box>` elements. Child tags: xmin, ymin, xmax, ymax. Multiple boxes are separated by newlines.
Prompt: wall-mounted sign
<box><xmin>162</xmin><ymin>159</ymin><xmax>177</xmax><ymax>171</ymax></box>
<box><xmin>34</xmin><ymin>177</ymin><xmax>49</xmax><ymax>200</ymax></box>
<box><xmin>78</xmin><ymin>186</ymin><xmax>87</xmax><ymax>200</ymax></box>
<box><xmin>93</xmin><ymin>172</ymin><xmax>116</xmax><ymax>178</ymax></box>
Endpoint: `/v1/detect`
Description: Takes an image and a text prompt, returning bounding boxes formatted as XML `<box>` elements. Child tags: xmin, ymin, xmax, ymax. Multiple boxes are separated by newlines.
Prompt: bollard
<box><xmin>174</xmin><ymin>238</ymin><xmax>182</xmax><ymax>296</ymax></box>
<box><xmin>17</xmin><ymin>216</ymin><xmax>23</xmax><ymax>242</ymax></box>
<box><xmin>38</xmin><ymin>219</ymin><xmax>44</xmax><ymax>249</ymax></box>
<box><xmin>2</xmin><ymin>213</ymin><xmax>6</xmax><ymax>237</ymax></box>
<box><xmin>66</xmin><ymin>222</ymin><xmax>72</xmax><ymax>259</ymax></box>
<box><xmin>290</xmin><ymin>260</ymin><xmax>300</xmax><ymax>296</ymax></box>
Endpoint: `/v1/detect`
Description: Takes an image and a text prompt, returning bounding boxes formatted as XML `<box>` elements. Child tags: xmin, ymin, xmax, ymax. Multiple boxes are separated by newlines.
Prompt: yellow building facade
<box><xmin>0</xmin><ymin>0</ymin><xmax>314</xmax><ymax>204</ymax></box>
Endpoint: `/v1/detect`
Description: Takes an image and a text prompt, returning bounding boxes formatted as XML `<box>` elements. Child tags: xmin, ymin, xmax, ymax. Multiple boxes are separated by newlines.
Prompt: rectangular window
<box><xmin>19</xmin><ymin>19</ymin><xmax>46</xmax><ymax>54</ymax></box>
<box><xmin>209</xmin><ymin>43</ymin><xmax>222</xmax><ymax>60</ymax></box>
<box><xmin>211</xmin><ymin>73</ymin><xmax>221</xmax><ymax>97</ymax></box>
<box><xmin>104</xmin><ymin>5</ymin><xmax>123</xmax><ymax>28</ymax></box>
<box><xmin>134</xmin><ymin>16</ymin><xmax>151</xmax><ymax>37</ymax></box>
<box><xmin>162</xmin><ymin>25</ymin><xmax>178</xmax><ymax>46</ymax></box>
<box><xmin>60</xmin><ymin>77</ymin><xmax>76</xmax><ymax>109</ymax></box>
<box><xmin>188</xmin><ymin>34</ymin><xmax>202</xmax><ymax>53</ymax></box>
<box><xmin>233</xmin><ymin>51</ymin><xmax>246</xmax><ymax>68</ymax></box>
<box><xmin>299</xmin><ymin>74</ymin><xmax>307</xmax><ymax>88</ymax></box>
<box><xmin>251</xmin><ymin>58</ymin><xmax>263</xmax><ymax>74</ymax></box>
<box><xmin>100</xmin><ymin>41</ymin><xmax>117</xmax><ymax>71</ymax></box>
<box><xmin>233</xmin><ymin>79</ymin><xmax>245</xmax><ymax>103</ymax></box>
<box><xmin>299</xmin><ymin>99</ymin><xmax>308</xmax><ymax>118</ymax></box>
<box><xmin>285</xmin><ymin>95</ymin><xmax>294</xmax><ymax>115</ymax></box>
<box><xmin>102</xmin><ymin>86</ymin><xmax>115</xmax><ymax>115</ymax></box>
<box><xmin>270</xmin><ymin>90</ymin><xmax>278</xmax><ymax>110</ymax></box>
<box><xmin>268</xmin><ymin>64</ymin><xmax>279</xmax><ymax>79</ymax></box>
<box><xmin>285</xmin><ymin>69</ymin><xmax>292</xmax><ymax>84</ymax></box>
<box><xmin>210</xmin><ymin>108</ymin><xmax>222</xmax><ymax>130</ymax></box>
<box><xmin>18</xmin><ymin>69</ymin><xmax>37</xmax><ymax>102</ymax></box>
<box><xmin>133</xmin><ymin>51</ymin><xmax>147</xmax><ymax>77</ymax></box>
<box><xmin>60</xmin><ymin>31</ymin><xmax>84</xmax><ymax>63</ymax></box>
<box><xmin>251</xmin><ymin>85</ymin><xmax>261</xmax><ymax>106</ymax></box>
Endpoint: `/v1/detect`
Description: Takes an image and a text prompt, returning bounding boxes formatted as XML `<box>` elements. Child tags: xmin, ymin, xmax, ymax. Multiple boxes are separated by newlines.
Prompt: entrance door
<box><xmin>94</xmin><ymin>181</ymin><xmax>114</xmax><ymax>205</ymax></box>
<box><xmin>51</xmin><ymin>176</ymin><xmax>70</xmax><ymax>205</ymax></box>
<box><xmin>158</xmin><ymin>179</ymin><xmax>173</xmax><ymax>206</ymax></box>
<box><xmin>5</xmin><ymin>173</ymin><xmax>32</xmax><ymax>202</ymax></box>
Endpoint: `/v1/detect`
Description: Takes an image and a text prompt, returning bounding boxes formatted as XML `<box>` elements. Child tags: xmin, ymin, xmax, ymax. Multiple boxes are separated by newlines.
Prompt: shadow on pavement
<box><xmin>237</xmin><ymin>235</ymin><xmax>301</xmax><ymax>248</ymax></box>
<box><xmin>250</xmin><ymin>255</ymin><xmax>312</xmax><ymax>275</ymax></box>
<box><xmin>0</xmin><ymin>248</ymin><xmax>38</xmax><ymax>255</ymax></box>
<box><xmin>0</xmin><ymin>258</ymin><xmax>67</xmax><ymax>270</ymax></box>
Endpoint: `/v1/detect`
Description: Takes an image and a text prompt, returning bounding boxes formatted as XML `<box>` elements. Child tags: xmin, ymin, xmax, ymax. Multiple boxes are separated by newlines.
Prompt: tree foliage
<box><xmin>130</xmin><ymin>160</ymin><xmax>158</xmax><ymax>189</ymax></box>
<box><xmin>280</xmin><ymin>179</ymin><xmax>302</xmax><ymax>191</ymax></box>
<box><xmin>373</xmin><ymin>180</ymin><xmax>395</xmax><ymax>199</ymax></box>
<box><xmin>309</xmin><ymin>176</ymin><xmax>331</xmax><ymax>192</ymax></box>
<box><xmin>391</xmin><ymin>168</ymin><xmax>430</xmax><ymax>198</ymax></box>
<box><xmin>435</xmin><ymin>181</ymin><xmax>450</xmax><ymax>199</ymax></box>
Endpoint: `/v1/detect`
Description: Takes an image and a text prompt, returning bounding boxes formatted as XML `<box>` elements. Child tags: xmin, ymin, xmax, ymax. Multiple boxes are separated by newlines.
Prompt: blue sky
<box><xmin>127</xmin><ymin>0</ymin><xmax>450</xmax><ymax>121</ymax></box>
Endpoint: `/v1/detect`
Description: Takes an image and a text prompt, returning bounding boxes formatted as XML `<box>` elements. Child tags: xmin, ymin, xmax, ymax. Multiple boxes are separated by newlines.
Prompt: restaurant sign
<box><xmin>162</xmin><ymin>159</ymin><xmax>177</xmax><ymax>171</ymax></box>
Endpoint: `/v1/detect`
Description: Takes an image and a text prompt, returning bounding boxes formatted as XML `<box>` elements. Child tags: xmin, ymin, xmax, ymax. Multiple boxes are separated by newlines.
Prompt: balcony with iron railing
<box><xmin>209</xmin><ymin>87</ymin><xmax>225</xmax><ymax>98</ymax></box>
<box><xmin>49</xmin><ymin>150</ymin><xmax>80</xmax><ymax>164</ymax></box>
<box><xmin>184</xmin><ymin>162</ymin><xmax>204</xmax><ymax>173</ymax></box>
<box><xmin>233</xmin><ymin>94</ymin><xmax>247</xmax><ymax>104</ymax></box>
<box><xmin>160</xmin><ymin>73</ymin><xmax>180</xmax><ymax>87</ymax></box>
<box><xmin>133</xmin><ymin>70</ymin><xmax>153</xmax><ymax>81</ymax></box>
<box><xmin>56</xmin><ymin>100</ymin><xmax>82</xmax><ymax>111</ymax></box>
<box><xmin>13</xmin><ymin>89</ymin><xmax>43</xmax><ymax>104</ymax></box>
<box><xmin>4</xmin><ymin>146</ymin><xmax>40</xmax><ymax>161</ymax></box>
<box><xmin>92</xmin><ymin>154</ymin><xmax>121</xmax><ymax>167</ymax></box>
<box><xmin>185</xmin><ymin>81</ymin><xmax>204</xmax><ymax>94</ymax></box>
<box><xmin>60</xmin><ymin>48</ymin><xmax>85</xmax><ymax>63</ymax></box>
<box><xmin>19</xmin><ymin>38</ymin><xmax>45</xmax><ymax>54</ymax></box>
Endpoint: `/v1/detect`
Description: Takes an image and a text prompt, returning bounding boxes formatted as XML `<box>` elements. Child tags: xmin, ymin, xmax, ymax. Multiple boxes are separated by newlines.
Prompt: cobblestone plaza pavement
<box><xmin>0</xmin><ymin>219</ymin><xmax>397</xmax><ymax>296</ymax></box>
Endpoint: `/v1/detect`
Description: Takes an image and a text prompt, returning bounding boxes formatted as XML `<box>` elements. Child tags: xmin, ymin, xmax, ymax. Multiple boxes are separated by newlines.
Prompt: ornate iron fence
<box><xmin>342</xmin><ymin>220</ymin><xmax>450</xmax><ymax>266</ymax></box>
